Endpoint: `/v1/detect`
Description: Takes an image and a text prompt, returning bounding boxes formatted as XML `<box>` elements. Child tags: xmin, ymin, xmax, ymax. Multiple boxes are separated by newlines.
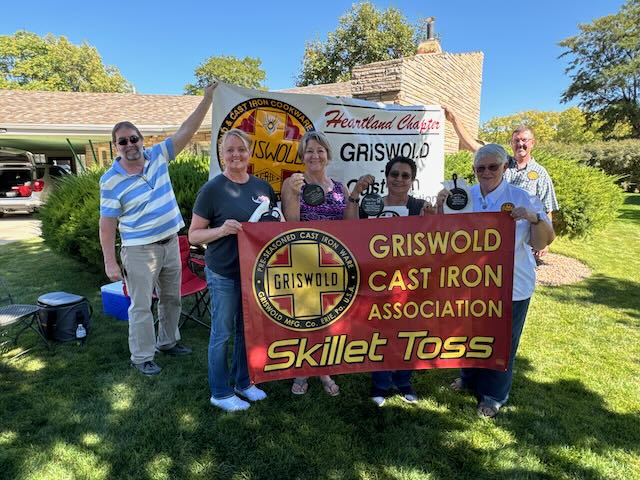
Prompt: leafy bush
<box><xmin>444</xmin><ymin>150</ymin><xmax>624</xmax><ymax>238</ymax></box>
<box><xmin>168</xmin><ymin>154</ymin><xmax>210</xmax><ymax>231</ymax></box>
<box><xmin>40</xmin><ymin>153</ymin><xmax>211</xmax><ymax>271</ymax></box>
<box><xmin>534</xmin><ymin>152</ymin><xmax>624</xmax><ymax>237</ymax></box>
<box><xmin>444</xmin><ymin>150</ymin><xmax>474</xmax><ymax>185</ymax></box>
<box><xmin>39</xmin><ymin>169</ymin><xmax>104</xmax><ymax>271</ymax></box>
<box><xmin>539</xmin><ymin>140</ymin><xmax>640</xmax><ymax>191</ymax></box>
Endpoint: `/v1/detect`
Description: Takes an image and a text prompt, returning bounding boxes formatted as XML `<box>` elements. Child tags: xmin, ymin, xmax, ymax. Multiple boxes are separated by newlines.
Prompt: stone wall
<box><xmin>279</xmin><ymin>81</ymin><xmax>352</xmax><ymax>97</ymax></box>
<box><xmin>284</xmin><ymin>50</ymin><xmax>484</xmax><ymax>153</ymax></box>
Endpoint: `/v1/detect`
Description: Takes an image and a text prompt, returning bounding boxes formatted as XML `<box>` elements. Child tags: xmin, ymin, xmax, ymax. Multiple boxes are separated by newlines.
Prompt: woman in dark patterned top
<box><xmin>365</xmin><ymin>155</ymin><xmax>433</xmax><ymax>407</ymax></box>
<box><xmin>281</xmin><ymin>130</ymin><xmax>373</xmax><ymax>396</ymax></box>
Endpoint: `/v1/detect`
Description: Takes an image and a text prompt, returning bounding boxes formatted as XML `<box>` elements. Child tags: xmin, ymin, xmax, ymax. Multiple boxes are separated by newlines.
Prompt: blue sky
<box><xmin>2</xmin><ymin>0</ymin><xmax>626</xmax><ymax>122</ymax></box>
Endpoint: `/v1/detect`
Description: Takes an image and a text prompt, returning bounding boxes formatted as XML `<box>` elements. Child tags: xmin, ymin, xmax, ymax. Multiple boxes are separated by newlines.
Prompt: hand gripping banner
<box><xmin>238</xmin><ymin>213</ymin><xmax>515</xmax><ymax>383</ymax></box>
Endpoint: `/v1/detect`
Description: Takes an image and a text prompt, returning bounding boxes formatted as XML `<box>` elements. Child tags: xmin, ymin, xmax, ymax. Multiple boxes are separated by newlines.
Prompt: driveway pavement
<box><xmin>0</xmin><ymin>214</ymin><xmax>42</xmax><ymax>246</ymax></box>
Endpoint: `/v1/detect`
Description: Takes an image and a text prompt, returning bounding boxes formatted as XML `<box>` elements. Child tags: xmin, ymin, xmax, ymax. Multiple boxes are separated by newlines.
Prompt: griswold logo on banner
<box><xmin>239</xmin><ymin>213</ymin><xmax>515</xmax><ymax>383</ymax></box>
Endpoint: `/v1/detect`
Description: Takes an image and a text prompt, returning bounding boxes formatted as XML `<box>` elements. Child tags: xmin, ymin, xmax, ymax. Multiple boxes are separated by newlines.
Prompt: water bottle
<box><xmin>76</xmin><ymin>323</ymin><xmax>87</xmax><ymax>343</ymax></box>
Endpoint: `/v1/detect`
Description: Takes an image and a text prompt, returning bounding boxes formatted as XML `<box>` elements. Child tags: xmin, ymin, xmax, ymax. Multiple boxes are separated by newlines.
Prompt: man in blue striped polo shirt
<box><xmin>99</xmin><ymin>83</ymin><xmax>216</xmax><ymax>376</ymax></box>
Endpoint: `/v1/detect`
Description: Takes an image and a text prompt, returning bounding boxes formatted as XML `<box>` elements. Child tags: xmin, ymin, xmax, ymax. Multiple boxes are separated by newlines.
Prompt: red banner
<box><xmin>238</xmin><ymin>213</ymin><xmax>515</xmax><ymax>383</ymax></box>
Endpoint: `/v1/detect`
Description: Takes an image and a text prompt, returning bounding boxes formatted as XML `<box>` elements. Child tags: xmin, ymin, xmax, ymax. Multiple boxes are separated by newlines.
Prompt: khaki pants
<box><xmin>121</xmin><ymin>235</ymin><xmax>182</xmax><ymax>364</ymax></box>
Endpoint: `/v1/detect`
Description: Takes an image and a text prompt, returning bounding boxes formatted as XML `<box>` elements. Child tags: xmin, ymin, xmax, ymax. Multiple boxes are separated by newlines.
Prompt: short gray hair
<box><xmin>474</xmin><ymin>143</ymin><xmax>509</xmax><ymax>166</ymax></box>
<box><xmin>512</xmin><ymin>126</ymin><xmax>535</xmax><ymax>139</ymax></box>
<box><xmin>297</xmin><ymin>130</ymin><xmax>332</xmax><ymax>162</ymax></box>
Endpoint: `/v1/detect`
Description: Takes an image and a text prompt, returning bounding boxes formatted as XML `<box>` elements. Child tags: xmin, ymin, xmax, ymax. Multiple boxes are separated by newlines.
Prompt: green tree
<box><xmin>297</xmin><ymin>2</ymin><xmax>420</xmax><ymax>86</ymax></box>
<box><xmin>184</xmin><ymin>55</ymin><xmax>266</xmax><ymax>94</ymax></box>
<box><xmin>480</xmin><ymin>108</ymin><xmax>609</xmax><ymax>144</ymax></box>
<box><xmin>559</xmin><ymin>0</ymin><xmax>640</xmax><ymax>138</ymax></box>
<box><xmin>556</xmin><ymin>107</ymin><xmax>603</xmax><ymax>143</ymax></box>
<box><xmin>0</xmin><ymin>31</ymin><xmax>132</xmax><ymax>92</ymax></box>
<box><xmin>480</xmin><ymin>111</ymin><xmax>560</xmax><ymax>144</ymax></box>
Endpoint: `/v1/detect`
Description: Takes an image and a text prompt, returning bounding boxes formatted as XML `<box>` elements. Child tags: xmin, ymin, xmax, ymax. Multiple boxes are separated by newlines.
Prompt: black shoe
<box><xmin>157</xmin><ymin>343</ymin><xmax>192</xmax><ymax>356</ymax></box>
<box><xmin>131</xmin><ymin>360</ymin><xmax>162</xmax><ymax>375</ymax></box>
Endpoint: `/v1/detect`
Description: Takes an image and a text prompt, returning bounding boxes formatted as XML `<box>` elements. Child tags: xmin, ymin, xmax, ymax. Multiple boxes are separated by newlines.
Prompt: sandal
<box><xmin>477</xmin><ymin>402</ymin><xmax>499</xmax><ymax>418</ymax></box>
<box><xmin>291</xmin><ymin>378</ymin><xmax>308</xmax><ymax>395</ymax></box>
<box><xmin>320</xmin><ymin>375</ymin><xmax>340</xmax><ymax>397</ymax></box>
<box><xmin>450</xmin><ymin>377</ymin><xmax>466</xmax><ymax>392</ymax></box>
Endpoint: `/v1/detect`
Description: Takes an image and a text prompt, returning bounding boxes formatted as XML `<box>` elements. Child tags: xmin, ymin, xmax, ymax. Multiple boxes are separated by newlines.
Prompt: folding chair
<box><xmin>178</xmin><ymin>235</ymin><xmax>210</xmax><ymax>328</ymax></box>
<box><xmin>0</xmin><ymin>276</ymin><xmax>49</xmax><ymax>358</ymax></box>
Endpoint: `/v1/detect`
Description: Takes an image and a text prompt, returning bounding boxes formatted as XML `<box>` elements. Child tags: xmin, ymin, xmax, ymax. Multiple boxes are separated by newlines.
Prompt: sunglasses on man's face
<box><xmin>475</xmin><ymin>164</ymin><xmax>502</xmax><ymax>173</ymax></box>
<box><xmin>388</xmin><ymin>171</ymin><xmax>413</xmax><ymax>180</ymax></box>
<box><xmin>117</xmin><ymin>135</ymin><xmax>141</xmax><ymax>146</ymax></box>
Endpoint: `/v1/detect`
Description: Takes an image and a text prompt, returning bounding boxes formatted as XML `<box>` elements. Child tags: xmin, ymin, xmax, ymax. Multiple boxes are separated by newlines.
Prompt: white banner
<box><xmin>210</xmin><ymin>82</ymin><xmax>444</xmax><ymax>199</ymax></box>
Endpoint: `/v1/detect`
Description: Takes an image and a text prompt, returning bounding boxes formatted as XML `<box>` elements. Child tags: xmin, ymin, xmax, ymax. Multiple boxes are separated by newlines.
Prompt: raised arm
<box><xmin>443</xmin><ymin>106</ymin><xmax>483</xmax><ymax>153</ymax></box>
<box><xmin>171</xmin><ymin>83</ymin><xmax>218</xmax><ymax>155</ymax></box>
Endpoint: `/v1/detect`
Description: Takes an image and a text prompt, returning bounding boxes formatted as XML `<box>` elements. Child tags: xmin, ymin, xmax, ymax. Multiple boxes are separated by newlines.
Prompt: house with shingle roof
<box><xmin>0</xmin><ymin>45</ymin><xmax>485</xmax><ymax>171</ymax></box>
<box><xmin>0</xmin><ymin>89</ymin><xmax>206</xmax><ymax>170</ymax></box>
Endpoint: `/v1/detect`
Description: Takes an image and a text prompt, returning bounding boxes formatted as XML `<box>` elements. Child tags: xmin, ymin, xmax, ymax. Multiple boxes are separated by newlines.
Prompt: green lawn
<box><xmin>1</xmin><ymin>196</ymin><xmax>639</xmax><ymax>480</ymax></box>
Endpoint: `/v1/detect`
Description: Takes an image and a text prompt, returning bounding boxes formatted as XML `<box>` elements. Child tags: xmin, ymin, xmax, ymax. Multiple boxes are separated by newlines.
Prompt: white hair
<box><xmin>474</xmin><ymin>144</ymin><xmax>509</xmax><ymax>166</ymax></box>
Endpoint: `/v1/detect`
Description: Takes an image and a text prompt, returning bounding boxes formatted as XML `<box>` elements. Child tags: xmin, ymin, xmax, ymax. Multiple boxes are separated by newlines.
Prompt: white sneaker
<box><xmin>371</xmin><ymin>396</ymin><xmax>386</xmax><ymax>407</ymax></box>
<box><xmin>235</xmin><ymin>385</ymin><xmax>267</xmax><ymax>401</ymax></box>
<box><xmin>210</xmin><ymin>395</ymin><xmax>250</xmax><ymax>412</ymax></box>
<box><xmin>401</xmin><ymin>393</ymin><xmax>419</xmax><ymax>404</ymax></box>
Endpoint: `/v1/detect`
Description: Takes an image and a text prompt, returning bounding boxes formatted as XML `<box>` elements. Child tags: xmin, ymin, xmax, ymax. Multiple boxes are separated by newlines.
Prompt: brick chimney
<box><xmin>417</xmin><ymin>17</ymin><xmax>442</xmax><ymax>54</ymax></box>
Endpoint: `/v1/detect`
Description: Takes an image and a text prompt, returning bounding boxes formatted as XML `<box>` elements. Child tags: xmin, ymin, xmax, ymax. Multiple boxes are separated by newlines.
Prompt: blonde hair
<box><xmin>220</xmin><ymin>128</ymin><xmax>252</xmax><ymax>150</ymax></box>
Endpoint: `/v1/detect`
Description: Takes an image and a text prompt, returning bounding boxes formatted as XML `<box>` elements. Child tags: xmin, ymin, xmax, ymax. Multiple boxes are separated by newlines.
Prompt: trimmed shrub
<box><xmin>168</xmin><ymin>153</ymin><xmax>210</xmax><ymax>231</ymax></box>
<box><xmin>443</xmin><ymin>150</ymin><xmax>624</xmax><ymax>238</ymax></box>
<box><xmin>533</xmin><ymin>152</ymin><xmax>624</xmax><ymax>238</ymax></box>
<box><xmin>539</xmin><ymin>140</ymin><xmax>640</xmax><ymax>192</ymax></box>
<box><xmin>40</xmin><ymin>153</ymin><xmax>211</xmax><ymax>272</ymax></box>
<box><xmin>40</xmin><ymin>169</ymin><xmax>105</xmax><ymax>271</ymax></box>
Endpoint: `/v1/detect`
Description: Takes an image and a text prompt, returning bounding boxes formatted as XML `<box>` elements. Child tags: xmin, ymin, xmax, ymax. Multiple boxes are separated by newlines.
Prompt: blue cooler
<box><xmin>101</xmin><ymin>281</ymin><xmax>130</xmax><ymax>321</ymax></box>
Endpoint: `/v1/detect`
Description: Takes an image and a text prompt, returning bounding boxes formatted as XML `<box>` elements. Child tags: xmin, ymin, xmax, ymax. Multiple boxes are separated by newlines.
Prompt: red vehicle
<box><xmin>0</xmin><ymin>147</ymin><xmax>70</xmax><ymax>217</ymax></box>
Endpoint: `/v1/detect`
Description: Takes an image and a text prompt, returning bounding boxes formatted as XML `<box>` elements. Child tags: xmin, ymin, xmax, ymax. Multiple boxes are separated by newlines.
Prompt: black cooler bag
<box><xmin>38</xmin><ymin>292</ymin><xmax>92</xmax><ymax>342</ymax></box>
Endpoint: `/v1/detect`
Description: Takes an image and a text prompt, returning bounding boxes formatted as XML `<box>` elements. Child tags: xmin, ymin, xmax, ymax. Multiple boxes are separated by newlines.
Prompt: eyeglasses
<box><xmin>117</xmin><ymin>135</ymin><xmax>140</xmax><ymax>146</ymax></box>
<box><xmin>475</xmin><ymin>164</ymin><xmax>502</xmax><ymax>173</ymax></box>
<box><xmin>388</xmin><ymin>171</ymin><xmax>412</xmax><ymax>180</ymax></box>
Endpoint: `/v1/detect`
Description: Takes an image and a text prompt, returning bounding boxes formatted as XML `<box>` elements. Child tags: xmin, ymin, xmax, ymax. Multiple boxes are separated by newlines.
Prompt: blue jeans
<box><xmin>205</xmin><ymin>267</ymin><xmax>250</xmax><ymax>399</ymax></box>
<box><xmin>371</xmin><ymin>370</ymin><xmax>414</xmax><ymax>397</ymax></box>
<box><xmin>460</xmin><ymin>298</ymin><xmax>531</xmax><ymax>409</ymax></box>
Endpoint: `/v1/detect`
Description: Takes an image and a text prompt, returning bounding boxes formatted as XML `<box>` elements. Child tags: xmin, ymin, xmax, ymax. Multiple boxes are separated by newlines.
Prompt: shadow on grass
<box><xmin>4</xmin><ymin>348</ymin><xmax>637</xmax><ymax>480</ymax></box>
<box><xmin>623</xmin><ymin>194</ymin><xmax>640</xmax><ymax>206</ymax></box>
<box><xmin>543</xmin><ymin>273</ymin><xmax>640</xmax><ymax>323</ymax></box>
<box><xmin>2</xmin><ymin>240</ymin><xmax>638</xmax><ymax>480</ymax></box>
<box><xmin>619</xmin><ymin>194</ymin><xmax>640</xmax><ymax>221</ymax></box>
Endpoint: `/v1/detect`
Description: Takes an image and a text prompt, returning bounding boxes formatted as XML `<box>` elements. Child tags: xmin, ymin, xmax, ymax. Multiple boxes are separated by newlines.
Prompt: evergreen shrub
<box><xmin>539</xmin><ymin>140</ymin><xmax>640</xmax><ymax>191</ymax></box>
<box><xmin>443</xmin><ymin>150</ymin><xmax>623</xmax><ymax>238</ymax></box>
<box><xmin>40</xmin><ymin>153</ymin><xmax>210</xmax><ymax>272</ymax></box>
